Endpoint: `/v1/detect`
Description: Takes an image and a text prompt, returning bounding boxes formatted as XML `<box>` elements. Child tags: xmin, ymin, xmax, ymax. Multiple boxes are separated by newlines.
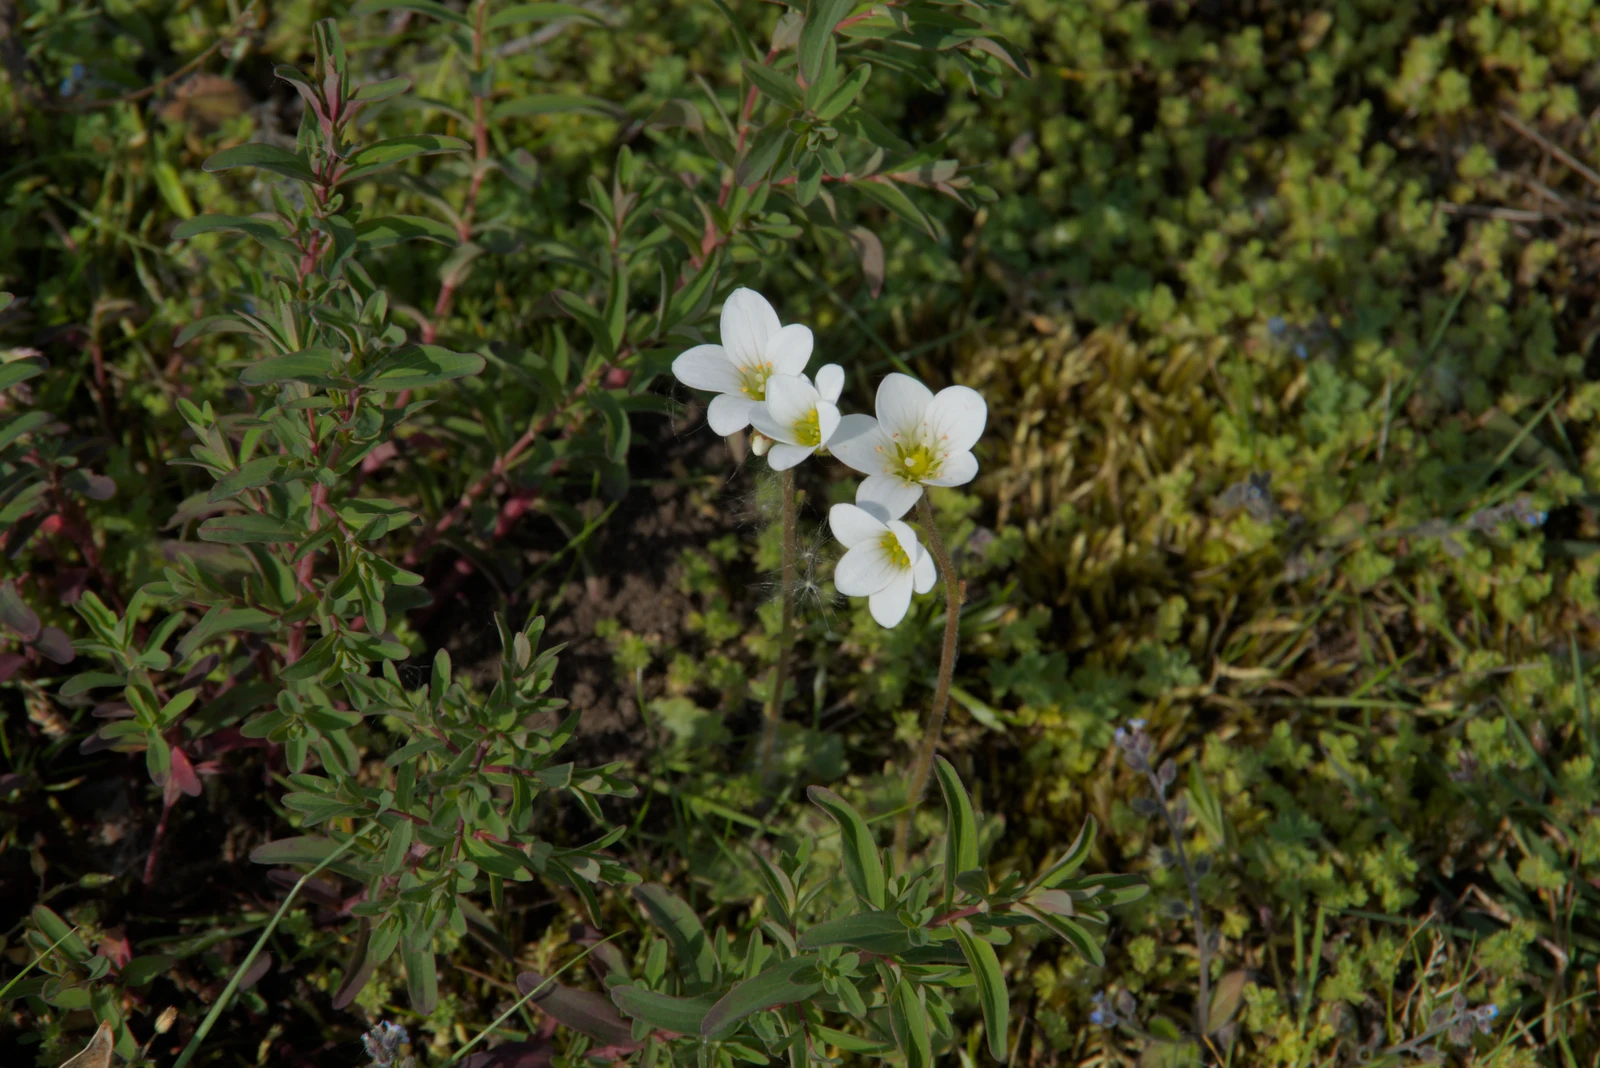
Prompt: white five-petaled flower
<box><xmin>829</xmin><ymin>373</ymin><xmax>987</xmax><ymax>520</ymax></box>
<box><xmin>828</xmin><ymin>502</ymin><xmax>937</xmax><ymax>628</ymax></box>
<box><xmin>749</xmin><ymin>365</ymin><xmax>844</xmax><ymax>470</ymax></box>
<box><xmin>671</xmin><ymin>287</ymin><xmax>814</xmax><ymax>436</ymax></box>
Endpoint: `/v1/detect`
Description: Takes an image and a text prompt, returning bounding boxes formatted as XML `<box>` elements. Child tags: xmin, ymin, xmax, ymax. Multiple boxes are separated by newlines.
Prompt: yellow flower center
<box><xmin>893</xmin><ymin>440</ymin><xmax>940</xmax><ymax>482</ymax></box>
<box><xmin>792</xmin><ymin>408</ymin><xmax>822</xmax><ymax>447</ymax></box>
<box><xmin>738</xmin><ymin>362</ymin><xmax>774</xmax><ymax>400</ymax></box>
<box><xmin>878</xmin><ymin>531</ymin><xmax>911</xmax><ymax>570</ymax></box>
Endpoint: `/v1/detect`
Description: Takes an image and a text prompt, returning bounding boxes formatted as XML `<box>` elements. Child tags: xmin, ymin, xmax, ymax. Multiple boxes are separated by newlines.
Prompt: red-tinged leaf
<box><xmin>0</xmin><ymin>581</ymin><xmax>41</xmax><ymax>640</ymax></box>
<box><xmin>35</xmin><ymin>627</ymin><xmax>75</xmax><ymax>664</ymax></box>
<box><xmin>169</xmin><ymin>746</ymin><xmax>203</xmax><ymax>797</ymax></box>
<box><xmin>0</xmin><ymin>653</ymin><xmax>26</xmax><ymax>682</ymax></box>
<box><xmin>516</xmin><ymin>971</ymin><xmax>639</xmax><ymax>1048</ymax></box>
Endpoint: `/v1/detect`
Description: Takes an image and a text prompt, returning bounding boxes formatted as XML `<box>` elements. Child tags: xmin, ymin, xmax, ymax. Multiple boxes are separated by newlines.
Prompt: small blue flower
<box><xmin>1090</xmin><ymin>1009</ymin><xmax>1105</xmax><ymax>1025</ymax></box>
<box><xmin>1294</xmin><ymin>342</ymin><xmax>1309</xmax><ymax>360</ymax></box>
<box><xmin>1267</xmin><ymin>316</ymin><xmax>1286</xmax><ymax>336</ymax></box>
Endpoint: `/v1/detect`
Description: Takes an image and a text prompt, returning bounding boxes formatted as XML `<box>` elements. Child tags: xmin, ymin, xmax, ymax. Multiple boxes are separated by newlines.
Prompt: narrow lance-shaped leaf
<box><xmin>700</xmin><ymin>954</ymin><xmax>822</xmax><ymax>1039</ymax></box>
<box><xmin>202</xmin><ymin>143</ymin><xmax>318</xmax><ymax>184</ymax></box>
<box><xmin>610</xmin><ymin>986</ymin><xmax>721</xmax><ymax>1036</ymax></box>
<box><xmin>799</xmin><ymin>0</ymin><xmax>857</xmax><ymax>84</ymax></box>
<box><xmin>934</xmin><ymin>755</ymin><xmax>978</xmax><ymax>907</ymax></box>
<box><xmin>888</xmin><ymin>977</ymin><xmax>931</xmax><ymax>1068</ymax></box>
<box><xmin>954</xmin><ymin>922</ymin><xmax>1009</xmax><ymax>1062</ymax></box>
<box><xmin>807</xmin><ymin>786</ymin><xmax>885</xmax><ymax>909</ymax></box>
<box><xmin>632</xmin><ymin>884</ymin><xmax>719</xmax><ymax>992</ymax></box>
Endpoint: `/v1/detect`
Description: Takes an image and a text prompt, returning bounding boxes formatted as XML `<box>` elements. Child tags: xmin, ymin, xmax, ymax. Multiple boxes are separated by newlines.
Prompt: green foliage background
<box><xmin>4</xmin><ymin>0</ymin><xmax>1600</xmax><ymax>1064</ymax></box>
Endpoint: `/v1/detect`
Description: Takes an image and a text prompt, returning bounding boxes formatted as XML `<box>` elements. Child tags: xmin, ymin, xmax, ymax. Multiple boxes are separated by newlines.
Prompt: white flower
<box><xmin>829</xmin><ymin>373</ymin><xmax>986</xmax><ymax>520</ymax></box>
<box><xmin>749</xmin><ymin>364</ymin><xmax>844</xmax><ymax>470</ymax></box>
<box><xmin>828</xmin><ymin>502</ymin><xmax>937</xmax><ymax>628</ymax></box>
<box><xmin>671</xmin><ymin>287</ymin><xmax>814</xmax><ymax>436</ymax></box>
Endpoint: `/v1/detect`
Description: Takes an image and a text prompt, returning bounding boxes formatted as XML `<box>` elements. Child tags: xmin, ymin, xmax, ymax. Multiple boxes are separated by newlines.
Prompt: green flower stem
<box><xmin>893</xmin><ymin>493</ymin><xmax>963</xmax><ymax>868</ymax></box>
<box><xmin>760</xmin><ymin>466</ymin><xmax>797</xmax><ymax>777</ymax></box>
<box><xmin>172</xmin><ymin>832</ymin><xmax>360</xmax><ymax>1068</ymax></box>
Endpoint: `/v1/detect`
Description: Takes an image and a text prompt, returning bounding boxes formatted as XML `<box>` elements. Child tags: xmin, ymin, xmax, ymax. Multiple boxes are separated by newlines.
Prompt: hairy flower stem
<box><xmin>1151</xmin><ymin>771</ymin><xmax>1210</xmax><ymax>1036</ymax></box>
<box><xmin>759</xmin><ymin>467</ymin><xmax>797</xmax><ymax>778</ymax></box>
<box><xmin>893</xmin><ymin>494</ymin><xmax>963</xmax><ymax>868</ymax></box>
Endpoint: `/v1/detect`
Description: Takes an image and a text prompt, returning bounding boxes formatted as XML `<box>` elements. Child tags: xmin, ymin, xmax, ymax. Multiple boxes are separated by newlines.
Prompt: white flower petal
<box><xmin>815</xmin><ymin>363</ymin><xmax>845</xmax><ymax>403</ymax></box>
<box><xmin>707</xmin><ymin>393</ymin><xmax>756</xmax><ymax>435</ymax></box>
<box><xmin>875</xmin><ymin>373</ymin><xmax>934</xmax><ymax>441</ymax></box>
<box><xmin>856</xmin><ymin>474</ymin><xmax>922</xmax><ymax>521</ymax></box>
<box><xmin>885</xmin><ymin>519</ymin><xmax>922</xmax><ymax>564</ymax></box>
<box><xmin>922</xmin><ymin>385</ymin><xmax>987</xmax><ymax>454</ymax></box>
<box><xmin>766</xmin><ymin>442</ymin><xmax>815</xmax><ymax>470</ymax></box>
<box><xmin>829</xmin><ymin>502</ymin><xmax>887</xmax><ymax>549</ymax></box>
<box><xmin>828</xmin><ymin>414</ymin><xmax>890</xmax><ymax>474</ymax></box>
<box><xmin>721</xmin><ymin>288</ymin><xmax>780</xmax><ymax>366</ymax></box>
<box><xmin>835</xmin><ymin>541</ymin><xmax>897</xmax><ymax>597</ymax></box>
<box><xmin>672</xmin><ymin>344</ymin><xmax>740</xmax><ymax>392</ymax></box>
<box><xmin>766</xmin><ymin>323</ymin><xmax>814</xmax><ymax>376</ymax></box>
<box><xmin>868</xmin><ymin>572</ymin><xmax>915</xmax><ymax>627</ymax></box>
<box><xmin>913</xmin><ymin>546</ymin><xmax>937</xmax><ymax>594</ymax></box>
<box><xmin>816</xmin><ymin>400</ymin><xmax>841</xmax><ymax>446</ymax></box>
<box><xmin>763</xmin><ymin>373</ymin><xmax>819</xmax><ymax>429</ymax></box>
<box><xmin>923</xmin><ymin>449</ymin><xmax>979</xmax><ymax>487</ymax></box>
<box><xmin>749</xmin><ymin>402</ymin><xmax>795</xmax><ymax>444</ymax></box>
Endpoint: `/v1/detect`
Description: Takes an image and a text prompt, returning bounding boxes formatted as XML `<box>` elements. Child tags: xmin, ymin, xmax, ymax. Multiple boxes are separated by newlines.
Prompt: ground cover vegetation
<box><xmin>1</xmin><ymin>0</ymin><xmax>1598</xmax><ymax>1065</ymax></box>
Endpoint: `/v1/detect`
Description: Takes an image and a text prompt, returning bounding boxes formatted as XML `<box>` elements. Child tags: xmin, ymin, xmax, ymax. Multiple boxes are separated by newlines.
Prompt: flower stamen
<box><xmin>878</xmin><ymin>531</ymin><xmax>911</xmax><ymax>570</ymax></box>
<box><xmin>793</xmin><ymin>408</ymin><xmax>822</xmax><ymax>447</ymax></box>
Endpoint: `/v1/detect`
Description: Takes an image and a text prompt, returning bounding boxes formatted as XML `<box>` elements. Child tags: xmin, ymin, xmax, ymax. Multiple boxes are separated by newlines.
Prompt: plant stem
<box><xmin>171</xmin><ymin>833</ymin><xmax>359</xmax><ymax>1068</ymax></box>
<box><xmin>760</xmin><ymin>467</ymin><xmax>797</xmax><ymax>778</ymax></box>
<box><xmin>1152</xmin><ymin>769</ymin><xmax>1212</xmax><ymax>1037</ymax></box>
<box><xmin>893</xmin><ymin>493</ymin><xmax>963</xmax><ymax>868</ymax></box>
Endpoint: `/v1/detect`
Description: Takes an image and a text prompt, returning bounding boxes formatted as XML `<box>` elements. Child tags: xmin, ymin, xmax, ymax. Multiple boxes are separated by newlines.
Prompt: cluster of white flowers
<box><xmin>672</xmin><ymin>287</ymin><xmax>987</xmax><ymax>627</ymax></box>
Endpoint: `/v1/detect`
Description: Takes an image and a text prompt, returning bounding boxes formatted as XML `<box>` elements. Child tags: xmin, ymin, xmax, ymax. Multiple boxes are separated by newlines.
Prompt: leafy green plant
<box><xmin>518</xmin><ymin>757</ymin><xmax>1143</xmax><ymax>1065</ymax></box>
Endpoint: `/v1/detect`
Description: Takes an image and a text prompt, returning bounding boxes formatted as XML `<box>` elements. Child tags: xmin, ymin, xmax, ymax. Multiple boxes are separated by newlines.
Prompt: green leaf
<box><xmin>492</xmin><ymin>95</ymin><xmax>625</xmax><ymax>121</ymax></box>
<box><xmin>0</xmin><ymin>410</ymin><xmax>52</xmax><ymax>452</ymax></box>
<box><xmin>934</xmin><ymin>756</ymin><xmax>978</xmax><ymax>906</ymax></box>
<box><xmin>202</xmin><ymin>143</ymin><xmax>317</xmax><ymax>184</ymax></box>
<box><xmin>1018</xmin><ymin>905</ymin><xmax>1105</xmax><ymax>967</ymax></box>
<box><xmin>360</xmin><ymin>345</ymin><xmax>485</xmax><ymax>391</ymax></box>
<box><xmin>208</xmin><ymin>456</ymin><xmax>287</xmax><ymax>502</ymax></box>
<box><xmin>354</xmin><ymin>215</ymin><xmax>459</xmax><ymax>248</ymax></box>
<box><xmin>339</xmin><ymin>135</ymin><xmax>472</xmax><ymax>185</ymax></box>
<box><xmin>351</xmin><ymin>76</ymin><xmax>413</xmax><ymax>104</ymax></box>
<box><xmin>591</xmin><ymin>390</ymin><xmax>631</xmax><ymax>462</ymax></box>
<box><xmin>176</xmin><ymin>605</ymin><xmax>276</xmax><ymax>659</ymax></box>
<box><xmin>238</xmin><ymin>347</ymin><xmax>346</xmax><ymax>388</ymax></box>
<box><xmin>799</xmin><ymin>0</ymin><xmax>857</xmax><ymax>84</ymax></box>
<box><xmin>738</xmin><ymin>122</ymin><xmax>790</xmax><ymax>187</ymax></box>
<box><xmin>610</xmin><ymin>986</ymin><xmax>720</xmax><ymax>1036</ymax></box>
<box><xmin>31</xmin><ymin>905</ymin><xmax>90</xmax><ymax>961</ymax></box>
<box><xmin>742</xmin><ymin>59</ymin><xmax>805</xmax><ymax>111</ymax></box>
<box><xmin>171</xmin><ymin>214</ymin><xmax>297</xmax><ymax>256</ymax></box>
<box><xmin>798</xmin><ymin>912</ymin><xmax>918</xmax><ymax>955</ymax></box>
<box><xmin>855</xmin><ymin>177</ymin><xmax>937</xmax><ymax>238</ymax></box>
<box><xmin>175</xmin><ymin>315</ymin><xmax>264</xmax><ymax>348</ymax></box>
<box><xmin>350</xmin><ymin>0</ymin><xmax>470</xmax><ymax>26</ymax></box>
<box><xmin>701</xmin><ymin>954</ymin><xmax>822</xmax><ymax>1039</ymax></box>
<box><xmin>954</xmin><ymin>923</ymin><xmax>1008</xmax><ymax>1062</ymax></box>
<box><xmin>401</xmin><ymin>941</ymin><xmax>438</xmax><ymax>1016</ymax></box>
<box><xmin>516</xmin><ymin>971</ymin><xmax>637</xmax><ymax>1047</ymax></box>
<box><xmin>0</xmin><ymin>359</ymin><xmax>45</xmax><ymax>392</ymax></box>
<box><xmin>633</xmin><ymin>884</ymin><xmax>719</xmax><ymax>992</ymax></box>
<box><xmin>887</xmin><ymin>977</ymin><xmax>931</xmax><ymax>1068</ymax></box>
<box><xmin>815</xmin><ymin>63</ymin><xmax>871</xmax><ymax>120</ymax></box>
<box><xmin>59</xmin><ymin>672</ymin><xmax>124</xmax><ymax>697</ymax></box>
<box><xmin>806</xmin><ymin>786</ymin><xmax>885</xmax><ymax>909</ymax></box>
<box><xmin>120</xmin><ymin>954</ymin><xmax>175</xmax><ymax>987</ymax></box>
<box><xmin>197</xmin><ymin>515</ymin><xmax>302</xmax><ymax>545</ymax></box>
<box><xmin>488</xmin><ymin>3</ymin><xmax>605</xmax><ymax>29</ymax></box>
<box><xmin>1031</xmin><ymin>815</ymin><xmax>1097</xmax><ymax>891</ymax></box>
